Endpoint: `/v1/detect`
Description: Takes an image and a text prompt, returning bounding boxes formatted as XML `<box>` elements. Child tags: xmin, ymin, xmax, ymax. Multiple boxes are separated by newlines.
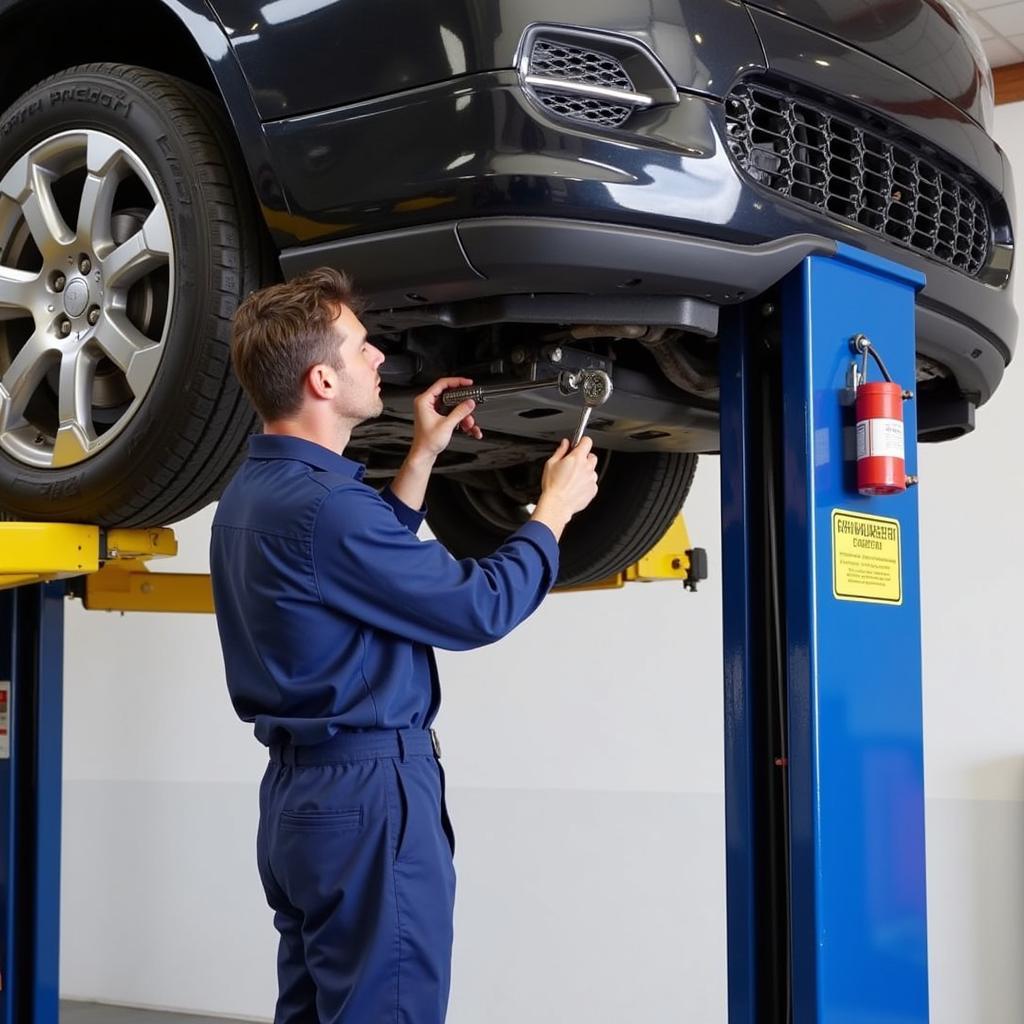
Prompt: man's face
<box><xmin>329</xmin><ymin>305</ymin><xmax>385</xmax><ymax>423</ymax></box>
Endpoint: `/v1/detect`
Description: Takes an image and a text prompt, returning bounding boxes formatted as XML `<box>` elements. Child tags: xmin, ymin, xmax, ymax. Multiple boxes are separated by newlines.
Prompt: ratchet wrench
<box><xmin>440</xmin><ymin>369</ymin><xmax>613</xmax><ymax>447</ymax></box>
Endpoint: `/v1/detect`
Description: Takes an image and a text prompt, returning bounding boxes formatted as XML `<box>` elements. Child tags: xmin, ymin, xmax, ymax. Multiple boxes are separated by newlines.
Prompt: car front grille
<box><xmin>725</xmin><ymin>79</ymin><xmax>991</xmax><ymax>276</ymax></box>
<box><xmin>527</xmin><ymin>39</ymin><xmax>635</xmax><ymax>128</ymax></box>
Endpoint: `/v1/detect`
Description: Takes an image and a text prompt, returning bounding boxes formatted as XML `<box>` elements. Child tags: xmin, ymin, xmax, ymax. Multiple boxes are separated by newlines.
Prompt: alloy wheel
<box><xmin>0</xmin><ymin>130</ymin><xmax>173</xmax><ymax>468</ymax></box>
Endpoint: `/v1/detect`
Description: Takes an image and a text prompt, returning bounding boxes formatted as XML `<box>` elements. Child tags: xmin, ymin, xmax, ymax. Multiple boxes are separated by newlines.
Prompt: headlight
<box><xmin>940</xmin><ymin>0</ymin><xmax>996</xmax><ymax>130</ymax></box>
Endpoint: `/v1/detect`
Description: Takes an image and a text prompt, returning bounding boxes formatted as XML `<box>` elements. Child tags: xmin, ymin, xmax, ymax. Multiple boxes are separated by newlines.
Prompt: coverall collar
<box><xmin>248</xmin><ymin>433</ymin><xmax>366</xmax><ymax>481</ymax></box>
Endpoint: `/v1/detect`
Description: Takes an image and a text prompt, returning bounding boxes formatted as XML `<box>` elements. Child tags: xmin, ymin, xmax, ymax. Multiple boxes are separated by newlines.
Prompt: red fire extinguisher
<box><xmin>850</xmin><ymin>335</ymin><xmax>915</xmax><ymax>497</ymax></box>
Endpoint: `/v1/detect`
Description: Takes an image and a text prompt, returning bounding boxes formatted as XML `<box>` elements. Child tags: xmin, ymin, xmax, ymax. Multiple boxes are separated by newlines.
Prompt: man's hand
<box><xmin>530</xmin><ymin>437</ymin><xmax>600</xmax><ymax>542</ymax></box>
<box><xmin>390</xmin><ymin>378</ymin><xmax>483</xmax><ymax>513</ymax></box>
<box><xmin>410</xmin><ymin>377</ymin><xmax>483</xmax><ymax>460</ymax></box>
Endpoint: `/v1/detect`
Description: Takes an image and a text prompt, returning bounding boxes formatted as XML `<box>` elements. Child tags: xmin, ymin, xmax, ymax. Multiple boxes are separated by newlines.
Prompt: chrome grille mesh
<box><xmin>528</xmin><ymin>39</ymin><xmax>635</xmax><ymax>127</ymax></box>
<box><xmin>534</xmin><ymin>93</ymin><xmax>632</xmax><ymax>127</ymax></box>
<box><xmin>530</xmin><ymin>39</ymin><xmax>634</xmax><ymax>91</ymax></box>
<box><xmin>725</xmin><ymin>80</ymin><xmax>990</xmax><ymax>276</ymax></box>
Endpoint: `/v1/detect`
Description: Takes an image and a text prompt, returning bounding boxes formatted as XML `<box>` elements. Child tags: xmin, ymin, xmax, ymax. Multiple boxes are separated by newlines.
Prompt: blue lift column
<box><xmin>721</xmin><ymin>244</ymin><xmax>929</xmax><ymax>1023</ymax></box>
<box><xmin>0</xmin><ymin>582</ymin><xmax>64</xmax><ymax>1024</ymax></box>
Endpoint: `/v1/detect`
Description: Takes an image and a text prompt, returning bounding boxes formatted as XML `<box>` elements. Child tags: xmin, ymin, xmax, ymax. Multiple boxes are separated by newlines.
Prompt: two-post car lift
<box><xmin>0</xmin><ymin>244</ymin><xmax>930</xmax><ymax>1023</ymax></box>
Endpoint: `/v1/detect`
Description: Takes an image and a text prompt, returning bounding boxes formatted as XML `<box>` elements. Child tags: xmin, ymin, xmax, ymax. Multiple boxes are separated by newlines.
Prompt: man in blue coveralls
<box><xmin>209</xmin><ymin>268</ymin><xmax>599</xmax><ymax>1024</ymax></box>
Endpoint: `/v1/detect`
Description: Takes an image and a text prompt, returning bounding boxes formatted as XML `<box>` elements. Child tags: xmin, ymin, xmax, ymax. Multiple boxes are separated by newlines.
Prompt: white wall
<box><xmin>59</xmin><ymin>103</ymin><xmax>1024</xmax><ymax>1023</ymax></box>
<box><xmin>916</xmin><ymin>104</ymin><xmax>1024</xmax><ymax>1022</ymax></box>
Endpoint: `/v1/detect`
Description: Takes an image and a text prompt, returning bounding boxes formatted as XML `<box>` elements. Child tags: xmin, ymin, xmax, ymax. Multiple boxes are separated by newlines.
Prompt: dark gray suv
<box><xmin>0</xmin><ymin>0</ymin><xmax>1013</xmax><ymax>583</ymax></box>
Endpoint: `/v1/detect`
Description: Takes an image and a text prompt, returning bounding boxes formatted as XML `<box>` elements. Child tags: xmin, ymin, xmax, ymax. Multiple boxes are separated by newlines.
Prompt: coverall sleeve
<box><xmin>378</xmin><ymin>484</ymin><xmax>426</xmax><ymax>533</ymax></box>
<box><xmin>311</xmin><ymin>484</ymin><xmax>560</xmax><ymax>651</ymax></box>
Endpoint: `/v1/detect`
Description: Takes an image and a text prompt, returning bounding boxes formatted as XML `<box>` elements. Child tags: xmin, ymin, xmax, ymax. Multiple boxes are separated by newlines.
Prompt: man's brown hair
<box><xmin>231</xmin><ymin>267</ymin><xmax>363</xmax><ymax>422</ymax></box>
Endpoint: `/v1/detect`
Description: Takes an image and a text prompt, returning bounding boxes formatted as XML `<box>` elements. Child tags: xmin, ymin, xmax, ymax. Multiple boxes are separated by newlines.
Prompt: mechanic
<box><xmin>209</xmin><ymin>267</ymin><xmax>599</xmax><ymax>1024</ymax></box>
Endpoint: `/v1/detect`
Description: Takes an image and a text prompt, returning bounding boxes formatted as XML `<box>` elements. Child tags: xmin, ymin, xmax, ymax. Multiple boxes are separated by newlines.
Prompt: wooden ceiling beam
<box><xmin>994</xmin><ymin>63</ymin><xmax>1024</xmax><ymax>105</ymax></box>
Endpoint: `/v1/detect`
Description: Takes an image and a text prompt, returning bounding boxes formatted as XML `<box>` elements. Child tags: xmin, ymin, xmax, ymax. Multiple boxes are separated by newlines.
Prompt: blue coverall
<box><xmin>210</xmin><ymin>434</ymin><xmax>559</xmax><ymax>1023</ymax></box>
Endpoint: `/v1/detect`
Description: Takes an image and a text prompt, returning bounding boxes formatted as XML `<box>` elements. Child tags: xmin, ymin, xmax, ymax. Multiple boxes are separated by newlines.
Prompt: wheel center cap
<box><xmin>63</xmin><ymin>278</ymin><xmax>89</xmax><ymax>318</ymax></box>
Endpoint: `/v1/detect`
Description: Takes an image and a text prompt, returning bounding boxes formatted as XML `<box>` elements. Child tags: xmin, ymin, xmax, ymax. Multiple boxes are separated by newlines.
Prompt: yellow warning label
<box><xmin>832</xmin><ymin>510</ymin><xmax>902</xmax><ymax>605</ymax></box>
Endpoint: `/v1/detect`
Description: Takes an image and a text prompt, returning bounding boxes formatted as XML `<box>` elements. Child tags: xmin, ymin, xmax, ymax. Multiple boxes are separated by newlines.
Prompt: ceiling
<box><xmin>961</xmin><ymin>0</ymin><xmax>1024</xmax><ymax>67</ymax></box>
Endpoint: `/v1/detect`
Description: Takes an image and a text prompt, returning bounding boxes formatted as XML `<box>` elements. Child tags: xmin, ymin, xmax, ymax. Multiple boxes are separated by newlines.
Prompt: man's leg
<box><xmin>390</xmin><ymin>756</ymin><xmax>457</xmax><ymax>1024</ymax></box>
<box><xmin>257</xmin><ymin>767</ymin><xmax>318</xmax><ymax>1023</ymax></box>
<box><xmin>267</xmin><ymin>757</ymin><xmax>400</xmax><ymax>1023</ymax></box>
<box><xmin>269</xmin><ymin>905</ymin><xmax>320</xmax><ymax>1021</ymax></box>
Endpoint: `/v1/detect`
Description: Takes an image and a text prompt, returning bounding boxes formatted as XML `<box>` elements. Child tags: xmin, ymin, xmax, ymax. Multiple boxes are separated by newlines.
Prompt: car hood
<box><xmin>743</xmin><ymin>0</ymin><xmax>993</xmax><ymax>128</ymax></box>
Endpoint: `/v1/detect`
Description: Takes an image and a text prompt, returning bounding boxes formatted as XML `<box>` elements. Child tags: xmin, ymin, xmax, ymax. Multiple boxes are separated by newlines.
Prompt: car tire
<box><xmin>425</xmin><ymin>451</ymin><xmax>699</xmax><ymax>587</ymax></box>
<box><xmin>0</xmin><ymin>63</ymin><xmax>263</xmax><ymax>525</ymax></box>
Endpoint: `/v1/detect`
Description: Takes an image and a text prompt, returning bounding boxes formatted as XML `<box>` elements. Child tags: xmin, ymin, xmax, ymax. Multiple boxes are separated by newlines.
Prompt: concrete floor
<box><xmin>62</xmin><ymin>1004</ymin><xmax>252</xmax><ymax>1024</ymax></box>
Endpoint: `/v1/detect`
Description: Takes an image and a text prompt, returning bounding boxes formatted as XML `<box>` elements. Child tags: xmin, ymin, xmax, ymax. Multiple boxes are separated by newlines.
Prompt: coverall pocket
<box><xmin>278</xmin><ymin>807</ymin><xmax>363</xmax><ymax>832</ymax></box>
<box><xmin>436</xmin><ymin>760</ymin><xmax>456</xmax><ymax>857</ymax></box>
<box><xmin>385</xmin><ymin>762</ymin><xmax>410</xmax><ymax>863</ymax></box>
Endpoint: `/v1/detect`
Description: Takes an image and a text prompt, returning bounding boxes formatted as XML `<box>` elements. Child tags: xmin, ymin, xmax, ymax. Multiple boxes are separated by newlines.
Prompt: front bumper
<box><xmin>272</xmin><ymin>66</ymin><xmax>1014</xmax><ymax>414</ymax></box>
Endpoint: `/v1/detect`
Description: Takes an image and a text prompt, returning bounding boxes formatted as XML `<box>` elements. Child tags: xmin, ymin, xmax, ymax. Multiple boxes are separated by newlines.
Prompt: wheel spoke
<box><xmin>93</xmin><ymin>311</ymin><xmax>161</xmax><ymax>396</ymax></box>
<box><xmin>21</xmin><ymin>166</ymin><xmax>74</xmax><ymax>258</ymax></box>
<box><xmin>57</xmin><ymin>349</ymin><xmax>93</xmax><ymax>425</ymax></box>
<box><xmin>0</xmin><ymin>150</ymin><xmax>73</xmax><ymax>254</ymax></box>
<box><xmin>77</xmin><ymin>134</ymin><xmax>126</xmax><ymax>253</ymax></box>
<box><xmin>0</xmin><ymin>266</ymin><xmax>37</xmax><ymax>321</ymax></box>
<box><xmin>92</xmin><ymin>310</ymin><xmax>143</xmax><ymax>370</ymax></box>
<box><xmin>102</xmin><ymin>204</ymin><xmax>171</xmax><ymax>289</ymax></box>
<box><xmin>52</xmin><ymin>423</ymin><xmax>92</xmax><ymax>466</ymax></box>
<box><xmin>0</xmin><ymin>331</ymin><xmax>58</xmax><ymax>426</ymax></box>
<box><xmin>124</xmin><ymin>343</ymin><xmax>162</xmax><ymax>399</ymax></box>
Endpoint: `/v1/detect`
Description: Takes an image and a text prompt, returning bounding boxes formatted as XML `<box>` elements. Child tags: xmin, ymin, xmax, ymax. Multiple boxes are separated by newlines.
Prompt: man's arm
<box><xmin>387</xmin><ymin>446</ymin><xmax>437</xmax><ymax>515</ymax></box>
<box><xmin>385</xmin><ymin>377</ymin><xmax>599</xmax><ymax>544</ymax></box>
<box><xmin>314</xmin><ymin>485</ymin><xmax>560</xmax><ymax>650</ymax></box>
<box><xmin>388</xmin><ymin>376</ymin><xmax>481</xmax><ymax>513</ymax></box>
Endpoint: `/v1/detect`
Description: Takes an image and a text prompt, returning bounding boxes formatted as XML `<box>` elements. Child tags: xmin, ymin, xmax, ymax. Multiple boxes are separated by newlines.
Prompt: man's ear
<box><xmin>306</xmin><ymin>363</ymin><xmax>336</xmax><ymax>401</ymax></box>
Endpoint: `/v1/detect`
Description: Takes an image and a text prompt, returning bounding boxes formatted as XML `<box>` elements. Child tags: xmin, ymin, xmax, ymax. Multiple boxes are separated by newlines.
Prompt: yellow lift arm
<box><xmin>0</xmin><ymin>518</ymin><xmax>707</xmax><ymax>612</ymax></box>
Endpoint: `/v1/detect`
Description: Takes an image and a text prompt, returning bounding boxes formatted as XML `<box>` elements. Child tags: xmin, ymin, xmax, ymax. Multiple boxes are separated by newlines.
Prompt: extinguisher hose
<box><xmin>854</xmin><ymin>334</ymin><xmax>895</xmax><ymax>383</ymax></box>
<box><xmin>866</xmin><ymin>344</ymin><xmax>894</xmax><ymax>383</ymax></box>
